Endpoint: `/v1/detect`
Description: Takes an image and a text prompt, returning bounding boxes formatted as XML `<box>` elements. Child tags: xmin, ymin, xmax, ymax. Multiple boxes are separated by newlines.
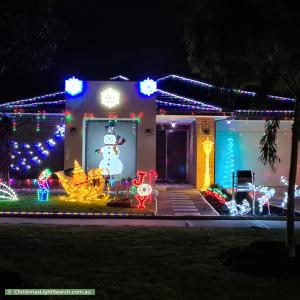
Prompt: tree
<box><xmin>185</xmin><ymin>0</ymin><xmax>300</xmax><ymax>258</ymax></box>
<box><xmin>0</xmin><ymin>0</ymin><xmax>67</xmax><ymax>74</ymax></box>
<box><xmin>0</xmin><ymin>0</ymin><xmax>67</xmax><ymax>180</ymax></box>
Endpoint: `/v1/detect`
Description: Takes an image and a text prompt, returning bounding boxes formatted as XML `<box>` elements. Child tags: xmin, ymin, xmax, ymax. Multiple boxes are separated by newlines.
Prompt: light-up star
<box><xmin>139</xmin><ymin>78</ymin><xmax>157</xmax><ymax>96</ymax></box>
<box><xmin>65</xmin><ymin>76</ymin><xmax>83</xmax><ymax>96</ymax></box>
<box><xmin>101</xmin><ymin>88</ymin><xmax>120</xmax><ymax>108</ymax></box>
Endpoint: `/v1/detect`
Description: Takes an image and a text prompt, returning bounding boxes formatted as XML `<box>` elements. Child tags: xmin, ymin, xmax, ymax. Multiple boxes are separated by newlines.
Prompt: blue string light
<box><xmin>10</xmin><ymin>122</ymin><xmax>65</xmax><ymax>173</ymax></box>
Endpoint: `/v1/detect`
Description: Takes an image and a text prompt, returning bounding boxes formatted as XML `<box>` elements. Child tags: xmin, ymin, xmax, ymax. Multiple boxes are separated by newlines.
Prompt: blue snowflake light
<box><xmin>139</xmin><ymin>78</ymin><xmax>157</xmax><ymax>96</ymax></box>
<box><xmin>65</xmin><ymin>76</ymin><xmax>83</xmax><ymax>96</ymax></box>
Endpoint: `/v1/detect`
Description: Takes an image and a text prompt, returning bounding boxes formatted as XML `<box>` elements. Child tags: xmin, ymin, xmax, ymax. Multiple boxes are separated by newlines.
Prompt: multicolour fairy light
<box><xmin>37</xmin><ymin>168</ymin><xmax>52</xmax><ymax>201</ymax></box>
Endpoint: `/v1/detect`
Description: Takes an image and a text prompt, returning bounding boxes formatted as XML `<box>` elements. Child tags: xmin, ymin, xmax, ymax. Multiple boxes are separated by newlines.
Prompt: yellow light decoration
<box><xmin>202</xmin><ymin>139</ymin><xmax>214</xmax><ymax>190</ymax></box>
<box><xmin>55</xmin><ymin>160</ymin><xmax>109</xmax><ymax>204</ymax></box>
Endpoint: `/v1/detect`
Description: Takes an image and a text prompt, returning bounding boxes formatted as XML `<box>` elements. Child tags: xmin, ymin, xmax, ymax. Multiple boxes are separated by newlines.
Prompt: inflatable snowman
<box><xmin>96</xmin><ymin>125</ymin><xmax>126</xmax><ymax>176</ymax></box>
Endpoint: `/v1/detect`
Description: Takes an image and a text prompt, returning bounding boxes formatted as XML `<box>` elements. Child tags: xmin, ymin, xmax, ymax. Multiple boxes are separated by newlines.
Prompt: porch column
<box><xmin>196</xmin><ymin>118</ymin><xmax>215</xmax><ymax>190</ymax></box>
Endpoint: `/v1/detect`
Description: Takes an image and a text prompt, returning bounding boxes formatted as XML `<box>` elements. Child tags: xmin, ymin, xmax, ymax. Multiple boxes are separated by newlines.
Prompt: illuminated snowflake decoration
<box><xmin>65</xmin><ymin>76</ymin><xmax>83</xmax><ymax>96</ymax></box>
<box><xmin>139</xmin><ymin>78</ymin><xmax>157</xmax><ymax>96</ymax></box>
<box><xmin>101</xmin><ymin>88</ymin><xmax>120</xmax><ymax>108</ymax></box>
<box><xmin>55</xmin><ymin>124</ymin><xmax>65</xmax><ymax>139</ymax></box>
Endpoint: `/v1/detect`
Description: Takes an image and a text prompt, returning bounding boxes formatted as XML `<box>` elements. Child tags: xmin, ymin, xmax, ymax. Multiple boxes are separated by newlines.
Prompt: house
<box><xmin>0</xmin><ymin>74</ymin><xmax>298</xmax><ymax>189</ymax></box>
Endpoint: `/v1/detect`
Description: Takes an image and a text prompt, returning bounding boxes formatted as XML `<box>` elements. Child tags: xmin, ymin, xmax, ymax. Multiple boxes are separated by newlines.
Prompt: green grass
<box><xmin>0</xmin><ymin>193</ymin><xmax>155</xmax><ymax>214</ymax></box>
<box><xmin>0</xmin><ymin>226</ymin><xmax>299</xmax><ymax>300</ymax></box>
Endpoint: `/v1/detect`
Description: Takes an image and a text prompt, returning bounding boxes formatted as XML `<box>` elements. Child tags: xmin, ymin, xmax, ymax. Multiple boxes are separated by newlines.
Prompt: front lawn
<box><xmin>0</xmin><ymin>193</ymin><xmax>155</xmax><ymax>215</ymax></box>
<box><xmin>0</xmin><ymin>226</ymin><xmax>299</xmax><ymax>299</ymax></box>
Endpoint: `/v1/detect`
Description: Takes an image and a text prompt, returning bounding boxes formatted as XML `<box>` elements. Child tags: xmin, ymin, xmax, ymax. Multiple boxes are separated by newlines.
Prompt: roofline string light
<box><xmin>6</xmin><ymin>112</ymin><xmax>64</xmax><ymax>117</ymax></box>
<box><xmin>235</xmin><ymin>109</ymin><xmax>294</xmax><ymax>115</ymax></box>
<box><xmin>156</xmin><ymin>100</ymin><xmax>220</xmax><ymax>111</ymax></box>
<box><xmin>0</xmin><ymin>91</ymin><xmax>65</xmax><ymax>108</ymax></box>
<box><xmin>0</xmin><ymin>74</ymin><xmax>295</xmax><ymax>114</ymax></box>
<box><xmin>157</xmin><ymin>74</ymin><xmax>295</xmax><ymax>102</ymax></box>
<box><xmin>157</xmin><ymin>74</ymin><xmax>214</xmax><ymax>89</ymax></box>
<box><xmin>157</xmin><ymin>89</ymin><xmax>222</xmax><ymax>111</ymax></box>
<box><xmin>110</xmin><ymin>75</ymin><xmax>130</xmax><ymax>81</ymax></box>
<box><xmin>3</xmin><ymin>99</ymin><xmax>66</xmax><ymax>109</ymax></box>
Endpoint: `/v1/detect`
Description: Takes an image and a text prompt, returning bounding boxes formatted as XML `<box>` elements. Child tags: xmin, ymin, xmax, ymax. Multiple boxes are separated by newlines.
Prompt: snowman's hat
<box><xmin>105</xmin><ymin>125</ymin><xmax>115</xmax><ymax>134</ymax></box>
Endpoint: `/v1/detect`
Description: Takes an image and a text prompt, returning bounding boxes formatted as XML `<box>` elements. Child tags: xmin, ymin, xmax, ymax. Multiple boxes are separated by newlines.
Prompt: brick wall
<box><xmin>196</xmin><ymin>118</ymin><xmax>215</xmax><ymax>190</ymax></box>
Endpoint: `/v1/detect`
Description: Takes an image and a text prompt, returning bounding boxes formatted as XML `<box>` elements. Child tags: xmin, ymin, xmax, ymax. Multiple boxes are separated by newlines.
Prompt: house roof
<box><xmin>156</xmin><ymin>74</ymin><xmax>295</xmax><ymax>116</ymax></box>
<box><xmin>0</xmin><ymin>74</ymin><xmax>295</xmax><ymax>118</ymax></box>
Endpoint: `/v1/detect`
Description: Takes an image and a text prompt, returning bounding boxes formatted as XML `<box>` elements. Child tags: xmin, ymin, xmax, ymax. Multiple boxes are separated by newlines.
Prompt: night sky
<box><xmin>1</xmin><ymin>0</ymin><xmax>196</xmax><ymax>99</ymax></box>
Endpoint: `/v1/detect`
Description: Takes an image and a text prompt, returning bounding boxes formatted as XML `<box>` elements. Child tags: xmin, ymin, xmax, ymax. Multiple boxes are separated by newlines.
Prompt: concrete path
<box><xmin>169</xmin><ymin>190</ymin><xmax>201</xmax><ymax>216</ymax></box>
<box><xmin>156</xmin><ymin>185</ymin><xmax>219</xmax><ymax>216</ymax></box>
<box><xmin>0</xmin><ymin>217</ymin><xmax>300</xmax><ymax>229</ymax></box>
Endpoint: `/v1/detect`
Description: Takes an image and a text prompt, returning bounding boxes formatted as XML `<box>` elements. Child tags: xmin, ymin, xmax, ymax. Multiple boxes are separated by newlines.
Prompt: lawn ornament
<box><xmin>55</xmin><ymin>160</ymin><xmax>108</xmax><ymax>204</ymax></box>
<box><xmin>0</xmin><ymin>182</ymin><xmax>18</xmax><ymax>201</ymax></box>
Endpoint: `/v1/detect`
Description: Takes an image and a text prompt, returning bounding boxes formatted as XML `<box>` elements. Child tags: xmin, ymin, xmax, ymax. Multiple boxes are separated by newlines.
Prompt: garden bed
<box><xmin>0</xmin><ymin>192</ymin><xmax>155</xmax><ymax>215</ymax></box>
<box><xmin>202</xmin><ymin>187</ymin><xmax>300</xmax><ymax>217</ymax></box>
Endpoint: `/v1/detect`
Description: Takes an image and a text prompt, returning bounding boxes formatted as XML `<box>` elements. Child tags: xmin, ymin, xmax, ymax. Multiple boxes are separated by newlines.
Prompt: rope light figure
<box><xmin>280</xmin><ymin>176</ymin><xmax>300</xmax><ymax>208</ymax></box>
<box><xmin>37</xmin><ymin>168</ymin><xmax>52</xmax><ymax>201</ymax></box>
<box><xmin>225</xmin><ymin>199</ymin><xmax>251</xmax><ymax>216</ymax></box>
<box><xmin>132</xmin><ymin>170</ymin><xmax>156</xmax><ymax>209</ymax></box>
<box><xmin>55</xmin><ymin>160</ymin><xmax>108</xmax><ymax>204</ymax></box>
<box><xmin>255</xmin><ymin>186</ymin><xmax>275</xmax><ymax>215</ymax></box>
<box><xmin>0</xmin><ymin>182</ymin><xmax>18</xmax><ymax>201</ymax></box>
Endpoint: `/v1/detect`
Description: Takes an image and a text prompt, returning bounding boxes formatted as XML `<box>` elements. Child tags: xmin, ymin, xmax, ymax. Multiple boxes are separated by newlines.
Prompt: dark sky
<box><xmin>1</xmin><ymin>0</ymin><xmax>196</xmax><ymax>99</ymax></box>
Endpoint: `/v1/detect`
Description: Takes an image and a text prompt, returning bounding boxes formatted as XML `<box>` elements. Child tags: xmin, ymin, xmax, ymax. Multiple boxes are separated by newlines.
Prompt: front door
<box><xmin>156</xmin><ymin>127</ymin><xmax>188</xmax><ymax>183</ymax></box>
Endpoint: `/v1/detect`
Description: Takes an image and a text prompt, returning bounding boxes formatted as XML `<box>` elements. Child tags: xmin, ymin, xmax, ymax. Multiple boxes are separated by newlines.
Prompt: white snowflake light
<box><xmin>139</xmin><ymin>78</ymin><xmax>157</xmax><ymax>96</ymax></box>
<box><xmin>65</xmin><ymin>76</ymin><xmax>83</xmax><ymax>96</ymax></box>
<box><xmin>100</xmin><ymin>88</ymin><xmax>120</xmax><ymax>108</ymax></box>
<box><xmin>55</xmin><ymin>124</ymin><xmax>65</xmax><ymax>139</ymax></box>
